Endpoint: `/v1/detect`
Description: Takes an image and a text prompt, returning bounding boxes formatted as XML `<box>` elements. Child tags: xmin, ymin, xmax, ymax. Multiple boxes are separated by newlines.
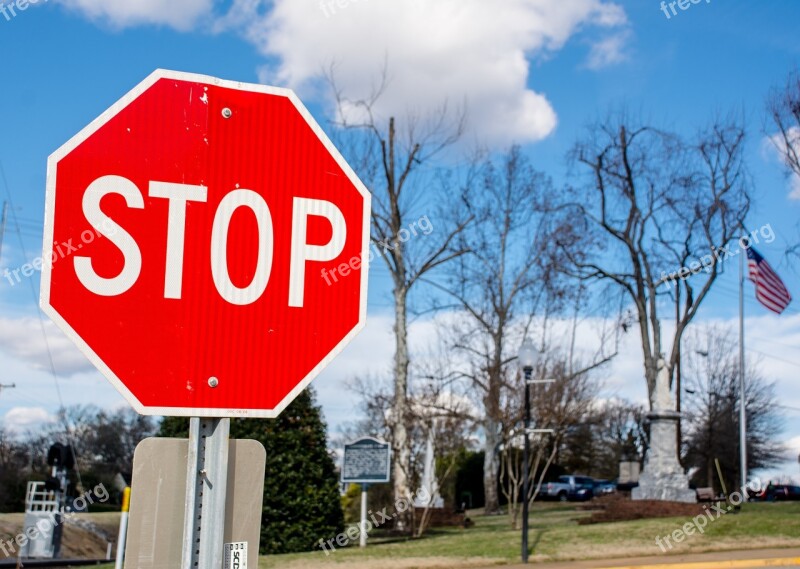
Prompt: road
<box><xmin>491</xmin><ymin>548</ymin><xmax>800</xmax><ymax>569</ymax></box>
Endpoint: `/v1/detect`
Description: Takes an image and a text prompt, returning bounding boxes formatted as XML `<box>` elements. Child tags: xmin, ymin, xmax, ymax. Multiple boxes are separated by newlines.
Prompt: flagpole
<box><xmin>739</xmin><ymin>242</ymin><xmax>748</xmax><ymax>491</ymax></box>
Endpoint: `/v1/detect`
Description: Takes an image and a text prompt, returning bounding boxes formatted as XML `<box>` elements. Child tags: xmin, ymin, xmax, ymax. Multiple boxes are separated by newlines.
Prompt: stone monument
<box><xmin>632</xmin><ymin>358</ymin><xmax>696</xmax><ymax>503</ymax></box>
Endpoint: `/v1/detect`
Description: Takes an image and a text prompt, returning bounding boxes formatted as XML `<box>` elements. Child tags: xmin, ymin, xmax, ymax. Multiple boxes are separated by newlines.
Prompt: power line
<box><xmin>3</xmin><ymin>387</ymin><xmax>61</xmax><ymax>410</ymax></box>
<box><xmin>747</xmin><ymin>348</ymin><xmax>800</xmax><ymax>371</ymax></box>
<box><xmin>700</xmin><ymin>283</ymin><xmax>800</xmax><ymax>368</ymax></box>
<box><xmin>747</xmin><ymin>334</ymin><xmax>800</xmax><ymax>353</ymax></box>
<box><xmin>713</xmin><ymin>281</ymin><xmax>800</xmax><ymax>316</ymax></box>
<box><xmin>0</xmin><ymin>160</ymin><xmax>84</xmax><ymax>490</ymax></box>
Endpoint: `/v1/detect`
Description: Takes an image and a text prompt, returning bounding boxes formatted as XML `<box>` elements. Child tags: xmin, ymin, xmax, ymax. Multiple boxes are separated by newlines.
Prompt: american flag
<box><xmin>746</xmin><ymin>247</ymin><xmax>792</xmax><ymax>314</ymax></box>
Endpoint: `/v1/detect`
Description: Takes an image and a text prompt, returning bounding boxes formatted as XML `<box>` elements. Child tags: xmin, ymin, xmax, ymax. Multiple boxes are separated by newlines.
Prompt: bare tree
<box><xmin>439</xmin><ymin>147</ymin><xmax>551</xmax><ymax>514</ymax></box>
<box><xmin>0</xmin><ymin>428</ymin><xmax>32</xmax><ymax>511</ymax></box>
<box><xmin>341</xmin><ymin>374</ymin><xmax>394</xmax><ymax>443</ymax></box>
<box><xmin>766</xmin><ymin>69</ymin><xmax>800</xmax><ymax>257</ymax></box>
<box><xmin>558</xmin><ymin>114</ymin><xmax>751</xmax><ymax>406</ymax></box>
<box><xmin>682</xmin><ymin>327</ymin><xmax>784</xmax><ymax>493</ymax></box>
<box><xmin>554</xmin><ymin>398</ymin><xmax>647</xmax><ymax>481</ymax></box>
<box><xmin>767</xmin><ymin>70</ymin><xmax>800</xmax><ymax>174</ymax></box>
<box><xmin>431</xmin><ymin>147</ymin><xmax>615</xmax><ymax>513</ymax></box>
<box><xmin>328</xmin><ymin>71</ymin><xmax>472</xmax><ymax>510</ymax></box>
<box><xmin>0</xmin><ymin>407</ymin><xmax>156</xmax><ymax>511</ymax></box>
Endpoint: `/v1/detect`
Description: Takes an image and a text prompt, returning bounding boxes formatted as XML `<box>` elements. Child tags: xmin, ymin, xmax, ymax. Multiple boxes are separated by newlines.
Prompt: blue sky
<box><xmin>0</xmin><ymin>0</ymin><xmax>799</xmax><ymax>480</ymax></box>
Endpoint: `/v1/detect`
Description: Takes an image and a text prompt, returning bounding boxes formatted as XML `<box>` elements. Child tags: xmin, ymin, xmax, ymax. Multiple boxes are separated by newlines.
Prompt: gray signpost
<box><xmin>342</xmin><ymin>438</ymin><xmax>391</xmax><ymax>548</ymax></box>
<box><xmin>181</xmin><ymin>418</ymin><xmax>230</xmax><ymax>569</ymax></box>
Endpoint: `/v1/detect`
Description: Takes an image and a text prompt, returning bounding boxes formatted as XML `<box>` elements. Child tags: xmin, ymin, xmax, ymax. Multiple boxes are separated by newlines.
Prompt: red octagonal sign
<box><xmin>41</xmin><ymin>70</ymin><xmax>371</xmax><ymax>418</ymax></box>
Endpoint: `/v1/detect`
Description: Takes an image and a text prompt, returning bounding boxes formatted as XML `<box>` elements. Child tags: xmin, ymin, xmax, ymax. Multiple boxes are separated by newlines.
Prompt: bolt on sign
<box><xmin>41</xmin><ymin>69</ymin><xmax>371</xmax><ymax>418</ymax></box>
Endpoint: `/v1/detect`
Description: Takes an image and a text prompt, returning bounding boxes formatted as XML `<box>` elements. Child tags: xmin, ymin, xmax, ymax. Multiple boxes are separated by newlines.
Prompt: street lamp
<box><xmin>518</xmin><ymin>339</ymin><xmax>537</xmax><ymax>564</ymax></box>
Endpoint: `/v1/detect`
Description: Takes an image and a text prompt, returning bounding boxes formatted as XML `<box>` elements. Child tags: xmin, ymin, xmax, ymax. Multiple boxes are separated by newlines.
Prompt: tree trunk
<box><xmin>391</xmin><ymin>285</ymin><xmax>411</xmax><ymax>511</ymax></box>
<box><xmin>483</xmin><ymin>416</ymin><xmax>501</xmax><ymax>514</ymax></box>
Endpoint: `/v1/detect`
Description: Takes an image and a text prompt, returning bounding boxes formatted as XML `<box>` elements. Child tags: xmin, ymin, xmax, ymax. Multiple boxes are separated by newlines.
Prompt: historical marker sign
<box><xmin>342</xmin><ymin>437</ymin><xmax>391</xmax><ymax>484</ymax></box>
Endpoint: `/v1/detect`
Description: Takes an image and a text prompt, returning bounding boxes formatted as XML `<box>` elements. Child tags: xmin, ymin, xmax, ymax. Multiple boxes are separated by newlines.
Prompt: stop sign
<box><xmin>41</xmin><ymin>69</ymin><xmax>370</xmax><ymax>418</ymax></box>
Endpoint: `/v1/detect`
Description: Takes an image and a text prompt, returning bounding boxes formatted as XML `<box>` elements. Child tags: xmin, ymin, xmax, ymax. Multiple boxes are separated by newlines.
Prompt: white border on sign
<box><xmin>341</xmin><ymin>437</ymin><xmax>392</xmax><ymax>484</ymax></box>
<box><xmin>40</xmin><ymin>69</ymin><xmax>371</xmax><ymax>419</ymax></box>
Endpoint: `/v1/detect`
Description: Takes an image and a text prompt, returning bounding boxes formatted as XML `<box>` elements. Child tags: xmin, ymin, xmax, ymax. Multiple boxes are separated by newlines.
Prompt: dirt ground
<box><xmin>0</xmin><ymin>512</ymin><xmax>120</xmax><ymax>560</ymax></box>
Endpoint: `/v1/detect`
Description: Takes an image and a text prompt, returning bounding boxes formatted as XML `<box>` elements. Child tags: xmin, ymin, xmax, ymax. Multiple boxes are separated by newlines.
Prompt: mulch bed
<box><xmin>577</xmin><ymin>493</ymin><xmax>710</xmax><ymax>525</ymax></box>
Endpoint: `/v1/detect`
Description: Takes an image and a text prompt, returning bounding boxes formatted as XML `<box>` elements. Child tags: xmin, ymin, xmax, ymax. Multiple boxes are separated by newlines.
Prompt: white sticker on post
<box><xmin>224</xmin><ymin>542</ymin><xmax>247</xmax><ymax>569</ymax></box>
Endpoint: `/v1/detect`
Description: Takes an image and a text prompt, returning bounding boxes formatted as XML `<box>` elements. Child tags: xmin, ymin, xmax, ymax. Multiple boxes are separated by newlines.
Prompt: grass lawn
<box><xmin>256</xmin><ymin>501</ymin><xmax>800</xmax><ymax>568</ymax></box>
<box><xmin>77</xmin><ymin>501</ymin><xmax>800</xmax><ymax>569</ymax></box>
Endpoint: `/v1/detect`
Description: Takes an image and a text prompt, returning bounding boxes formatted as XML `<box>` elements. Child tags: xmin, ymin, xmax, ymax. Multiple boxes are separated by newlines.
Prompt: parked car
<box><xmin>544</xmin><ymin>475</ymin><xmax>596</xmax><ymax>502</ymax></box>
<box><xmin>753</xmin><ymin>483</ymin><xmax>800</xmax><ymax>501</ymax></box>
<box><xmin>593</xmin><ymin>479</ymin><xmax>617</xmax><ymax>496</ymax></box>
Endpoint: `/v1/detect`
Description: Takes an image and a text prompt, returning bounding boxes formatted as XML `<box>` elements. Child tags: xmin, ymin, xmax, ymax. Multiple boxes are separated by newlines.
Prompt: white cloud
<box><xmin>56</xmin><ymin>0</ymin><xmax>213</xmax><ymax>30</ymax></box>
<box><xmin>53</xmin><ymin>0</ymin><xmax>630</xmax><ymax>144</ymax></box>
<box><xmin>585</xmin><ymin>30</ymin><xmax>631</xmax><ymax>70</ymax></box>
<box><xmin>765</xmin><ymin>127</ymin><xmax>800</xmax><ymax>200</ymax></box>
<box><xmin>221</xmin><ymin>0</ymin><xmax>629</xmax><ymax>146</ymax></box>
<box><xmin>791</xmin><ymin>176</ymin><xmax>800</xmax><ymax>201</ymax></box>
<box><xmin>3</xmin><ymin>406</ymin><xmax>56</xmax><ymax>434</ymax></box>
<box><xmin>0</xmin><ymin>316</ymin><xmax>95</xmax><ymax>376</ymax></box>
<box><xmin>785</xmin><ymin>435</ymin><xmax>800</xmax><ymax>458</ymax></box>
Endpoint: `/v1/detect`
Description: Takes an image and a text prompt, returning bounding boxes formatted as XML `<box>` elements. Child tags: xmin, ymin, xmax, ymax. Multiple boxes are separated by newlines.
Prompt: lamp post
<box><xmin>518</xmin><ymin>339</ymin><xmax>537</xmax><ymax>564</ymax></box>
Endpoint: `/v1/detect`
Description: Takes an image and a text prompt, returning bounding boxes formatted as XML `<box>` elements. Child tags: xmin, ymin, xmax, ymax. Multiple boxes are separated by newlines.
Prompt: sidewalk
<box><xmin>493</xmin><ymin>548</ymin><xmax>800</xmax><ymax>569</ymax></box>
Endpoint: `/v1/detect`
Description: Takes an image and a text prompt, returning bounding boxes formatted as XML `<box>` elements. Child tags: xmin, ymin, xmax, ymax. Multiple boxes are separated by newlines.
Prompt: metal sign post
<box><xmin>181</xmin><ymin>418</ymin><xmax>230</xmax><ymax>569</ymax></box>
<box><xmin>359</xmin><ymin>484</ymin><xmax>369</xmax><ymax>548</ymax></box>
